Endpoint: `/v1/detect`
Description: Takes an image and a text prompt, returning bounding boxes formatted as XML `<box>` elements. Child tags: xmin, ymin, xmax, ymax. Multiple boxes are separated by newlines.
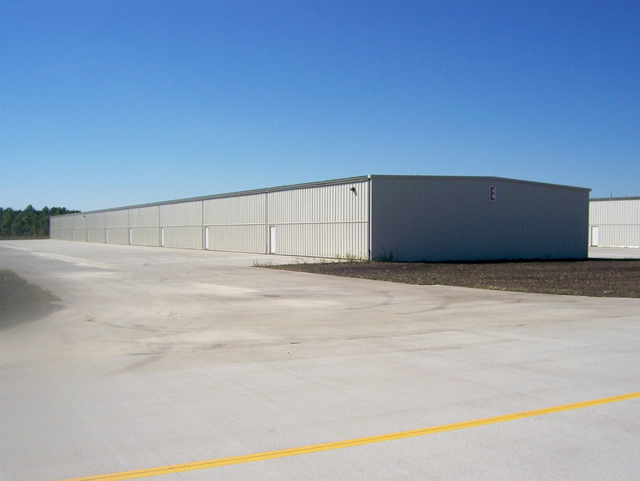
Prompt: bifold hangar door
<box><xmin>51</xmin><ymin>176</ymin><xmax>372</xmax><ymax>259</ymax></box>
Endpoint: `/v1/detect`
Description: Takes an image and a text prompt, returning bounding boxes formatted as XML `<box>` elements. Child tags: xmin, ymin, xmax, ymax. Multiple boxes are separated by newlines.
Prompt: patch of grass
<box><xmin>0</xmin><ymin>269</ymin><xmax>60</xmax><ymax>329</ymax></box>
<box><xmin>252</xmin><ymin>260</ymin><xmax>273</xmax><ymax>267</ymax></box>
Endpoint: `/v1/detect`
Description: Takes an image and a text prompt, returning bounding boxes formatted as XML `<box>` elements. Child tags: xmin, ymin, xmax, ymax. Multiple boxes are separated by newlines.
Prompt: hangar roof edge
<box><xmin>56</xmin><ymin>175</ymin><xmax>590</xmax><ymax>217</ymax></box>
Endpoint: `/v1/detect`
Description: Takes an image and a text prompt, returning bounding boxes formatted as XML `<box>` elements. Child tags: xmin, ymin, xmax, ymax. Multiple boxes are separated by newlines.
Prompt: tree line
<box><xmin>0</xmin><ymin>206</ymin><xmax>80</xmax><ymax>238</ymax></box>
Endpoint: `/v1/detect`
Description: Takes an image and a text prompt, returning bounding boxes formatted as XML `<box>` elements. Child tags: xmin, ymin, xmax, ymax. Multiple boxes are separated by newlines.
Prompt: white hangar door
<box><xmin>591</xmin><ymin>226</ymin><xmax>599</xmax><ymax>247</ymax></box>
<box><xmin>265</xmin><ymin>180</ymin><xmax>370</xmax><ymax>259</ymax></box>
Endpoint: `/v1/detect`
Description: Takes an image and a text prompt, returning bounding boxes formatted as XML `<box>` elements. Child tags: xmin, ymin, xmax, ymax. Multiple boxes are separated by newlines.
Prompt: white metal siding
<box><xmin>131</xmin><ymin>227</ymin><xmax>161</xmax><ymax>247</ymax></box>
<box><xmin>206</xmin><ymin>225</ymin><xmax>265</xmax><ymax>253</ymax></box>
<box><xmin>266</xmin><ymin>180</ymin><xmax>370</xmax><ymax>258</ymax></box>
<box><xmin>202</xmin><ymin>194</ymin><xmax>266</xmax><ymax>253</ymax></box>
<box><xmin>72</xmin><ymin>228</ymin><xmax>88</xmax><ymax>242</ymax></box>
<box><xmin>49</xmin><ymin>216</ymin><xmax>62</xmax><ymax>240</ymax></box>
<box><xmin>106</xmin><ymin>227</ymin><xmax>130</xmax><ymax>245</ymax></box>
<box><xmin>87</xmin><ymin>229</ymin><xmax>106</xmax><ymax>243</ymax></box>
<box><xmin>160</xmin><ymin>201</ymin><xmax>202</xmax><ymax>227</ymax></box>
<box><xmin>273</xmin><ymin>222</ymin><xmax>368</xmax><ymax>258</ymax></box>
<box><xmin>159</xmin><ymin>201</ymin><xmax>203</xmax><ymax>249</ymax></box>
<box><xmin>203</xmin><ymin>194</ymin><xmax>265</xmax><ymax>225</ymax></box>
<box><xmin>129</xmin><ymin>206</ymin><xmax>160</xmax><ymax>227</ymax></box>
<box><xmin>85</xmin><ymin>212</ymin><xmax>106</xmax><ymax>228</ymax></box>
<box><xmin>106</xmin><ymin>210</ymin><xmax>128</xmax><ymax>228</ymax></box>
<box><xmin>161</xmin><ymin>226</ymin><xmax>203</xmax><ymax>249</ymax></box>
<box><xmin>589</xmin><ymin>199</ymin><xmax>640</xmax><ymax>248</ymax></box>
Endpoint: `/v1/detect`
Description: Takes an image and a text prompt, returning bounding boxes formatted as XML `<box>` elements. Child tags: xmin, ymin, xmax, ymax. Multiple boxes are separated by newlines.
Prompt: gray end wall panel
<box><xmin>60</xmin><ymin>229</ymin><xmax>73</xmax><ymax>241</ymax></box>
<box><xmin>371</xmin><ymin>177</ymin><xmax>588</xmax><ymax>261</ymax></box>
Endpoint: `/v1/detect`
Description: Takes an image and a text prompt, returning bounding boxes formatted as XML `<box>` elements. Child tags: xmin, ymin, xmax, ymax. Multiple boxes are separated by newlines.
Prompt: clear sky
<box><xmin>1</xmin><ymin>1</ymin><xmax>639</xmax><ymax>211</ymax></box>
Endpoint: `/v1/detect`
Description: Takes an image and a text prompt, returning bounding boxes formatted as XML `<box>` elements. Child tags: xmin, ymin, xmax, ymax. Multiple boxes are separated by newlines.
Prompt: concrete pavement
<box><xmin>1</xmin><ymin>240</ymin><xmax>639</xmax><ymax>480</ymax></box>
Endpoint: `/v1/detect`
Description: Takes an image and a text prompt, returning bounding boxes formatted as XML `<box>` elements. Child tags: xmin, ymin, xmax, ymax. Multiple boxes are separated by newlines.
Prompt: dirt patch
<box><xmin>0</xmin><ymin>269</ymin><xmax>61</xmax><ymax>329</ymax></box>
<box><xmin>271</xmin><ymin>260</ymin><xmax>640</xmax><ymax>298</ymax></box>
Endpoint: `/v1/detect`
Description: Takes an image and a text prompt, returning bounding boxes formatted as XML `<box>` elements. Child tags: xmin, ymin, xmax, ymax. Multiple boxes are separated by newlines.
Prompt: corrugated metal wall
<box><xmin>160</xmin><ymin>201</ymin><xmax>203</xmax><ymax>249</ymax></box>
<box><xmin>86</xmin><ymin>212</ymin><xmax>106</xmax><ymax>244</ymax></box>
<box><xmin>589</xmin><ymin>198</ymin><xmax>640</xmax><ymax>247</ymax></box>
<box><xmin>49</xmin><ymin>216</ymin><xmax>62</xmax><ymax>240</ymax></box>
<box><xmin>371</xmin><ymin>176</ymin><xmax>589</xmax><ymax>261</ymax></box>
<box><xmin>51</xmin><ymin>178</ymin><xmax>371</xmax><ymax>258</ymax></box>
<box><xmin>106</xmin><ymin>210</ymin><xmax>129</xmax><ymax>245</ymax></box>
<box><xmin>266</xmin><ymin>180</ymin><xmax>369</xmax><ymax>258</ymax></box>
<box><xmin>203</xmin><ymin>194</ymin><xmax>266</xmax><ymax>253</ymax></box>
<box><xmin>49</xmin><ymin>176</ymin><xmax>588</xmax><ymax>261</ymax></box>
<box><xmin>129</xmin><ymin>206</ymin><xmax>160</xmax><ymax>247</ymax></box>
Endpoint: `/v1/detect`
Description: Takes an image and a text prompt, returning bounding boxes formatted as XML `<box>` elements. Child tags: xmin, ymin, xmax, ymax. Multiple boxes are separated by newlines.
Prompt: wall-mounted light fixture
<box><xmin>350</xmin><ymin>186</ymin><xmax>357</xmax><ymax>194</ymax></box>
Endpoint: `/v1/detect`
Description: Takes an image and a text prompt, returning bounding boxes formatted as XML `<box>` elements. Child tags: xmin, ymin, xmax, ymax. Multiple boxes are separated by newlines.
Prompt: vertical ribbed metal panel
<box><xmin>203</xmin><ymin>194</ymin><xmax>266</xmax><ymax>253</ymax></box>
<box><xmin>60</xmin><ymin>229</ymin><xmax>74</xmax><ymax>241</ymax></box>
<box><xmin>129</xmin><ymin>206</ymin><xmax>160</xmax><ymax>246</ymax></box>
<box><xmin>106</xmin><ymin>228</ymin><xmax>130</xmax><ymax>245</ymax></box>
<box><xmin>84</xmin><ymin>212</ymin><xmax>106</xmax><ymax>243</ymax></box>
<box><xmin>589</xmin><ymin>198</ymin><xmax>640</xmax><ymax>247</ymax></box>
<box><xmin>159</xmin><ymin>201</ymin><xmax>203</xmax><ymax>249</ymax></box>
<box><xmin>130</xmin><ymin>227</ymin><xmax>161</xmax><ymax>247</ymax></box>
<box><xmin>160</xmin><ymin>201</ymin><xmax>202</xmax><ymax>226</ymax></box>
<box><xmin>105</xmin><ymin>209</ymin><xmax>130</xmax><ymax>245</ymax></box>
<box><xmin>49</xmin><ymin>216</ymin><xmax>62</xmax><ymax>239</ymax></box>
<box><xmin>60</xmin><ymin>214</ymin><xmax>88</xmax><ymax>242</ymax></box>
<box><xmin>106</xmin><ymin>210</ymin><xmax>129</xmax><ymax>228</ymax></box>
<box><xmin>208</xmin><ymin>225</ymin><xmax>265</xmax><ymax>253</ymax></box>
<box><xmin>161</xmin><ymin>226</ymin><xmax>203</xmax><ymax>249</ymax></box>
<box><xmin>203</xmin><ymin>194</ymin><xmax>265</xmax><ymax>225</ymax></box>
<box><xmin>72</xmin><ymin>228</ymin><xmax>88</xmax><ymax>242</ymax></box>
<box><xmin>85</xmin><ymin>212</ymin><xmax>106</xmax><ymax>228</ymax></box>
<box><xmin>266</xmin><ymin>180</ymin><xmax>370</xmax><ymax>258</ymax></box>
<box><xmin>371</xmin><ymin>176</ymin><xmax>588</xmax><ymax>261</ymax></box>
<box><xmin>87</xmin><ymin>229</ymin><xmax>106</xmax><ymax>243</ymax></box>
<box><xmin>129</xmin><ymin>206</ymin><xmax>160</xmax><ymax>226</ymax></box>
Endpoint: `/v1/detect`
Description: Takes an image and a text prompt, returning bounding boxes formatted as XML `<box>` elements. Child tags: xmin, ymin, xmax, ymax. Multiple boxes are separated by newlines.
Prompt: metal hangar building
<box><xmin>50</xmin><ymin>175</ymin><xmax>590</xmax><ymax>261</ymax></box>
<box><xmin>589</xmin><ymin>197</ymin><xmax>640</xmax><ymax>249</ymax></box>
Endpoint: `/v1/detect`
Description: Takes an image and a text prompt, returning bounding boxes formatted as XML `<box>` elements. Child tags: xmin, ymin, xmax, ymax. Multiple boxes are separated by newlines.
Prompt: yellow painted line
<box><xmin>61</xmin><ymin>391</ymin><xmax>640</xmax><ymax>481</ymax></box>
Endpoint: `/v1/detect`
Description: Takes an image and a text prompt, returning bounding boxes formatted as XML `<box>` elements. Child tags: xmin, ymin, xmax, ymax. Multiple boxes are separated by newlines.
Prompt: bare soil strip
<box><xmin>0</xmin><ymin>269</ymin><xmax>60</xmax><ymax>329</ymax></box>
<box><xmin>272</xmin><ymin>260</ymin><xmax>640</xmax><ymax>298</ymax></box>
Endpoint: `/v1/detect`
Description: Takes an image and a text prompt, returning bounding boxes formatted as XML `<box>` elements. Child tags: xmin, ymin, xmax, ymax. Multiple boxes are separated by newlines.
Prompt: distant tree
<box><xmin>0</xmin><ymin>206</ymin><xmax>80</xmax><ymax>238</ymax></box>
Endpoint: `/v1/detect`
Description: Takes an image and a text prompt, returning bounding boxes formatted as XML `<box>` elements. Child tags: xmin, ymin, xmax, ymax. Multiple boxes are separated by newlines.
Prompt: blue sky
<box><xmin>1</xmin><ymin>1</ymin><xmax>639</xmax><ymax>211</ymax></box>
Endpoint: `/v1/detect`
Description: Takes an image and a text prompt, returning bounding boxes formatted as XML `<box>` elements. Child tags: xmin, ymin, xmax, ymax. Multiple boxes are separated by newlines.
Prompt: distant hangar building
<box><xmin>50</xmin><ymin>175</ymin><xmax>590</xmax><ymax>261</ymax></box>
<box><xmin>589</xmin><ymin>197</ymin><xmax>640</xmax><ymax>248</ymax></box>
